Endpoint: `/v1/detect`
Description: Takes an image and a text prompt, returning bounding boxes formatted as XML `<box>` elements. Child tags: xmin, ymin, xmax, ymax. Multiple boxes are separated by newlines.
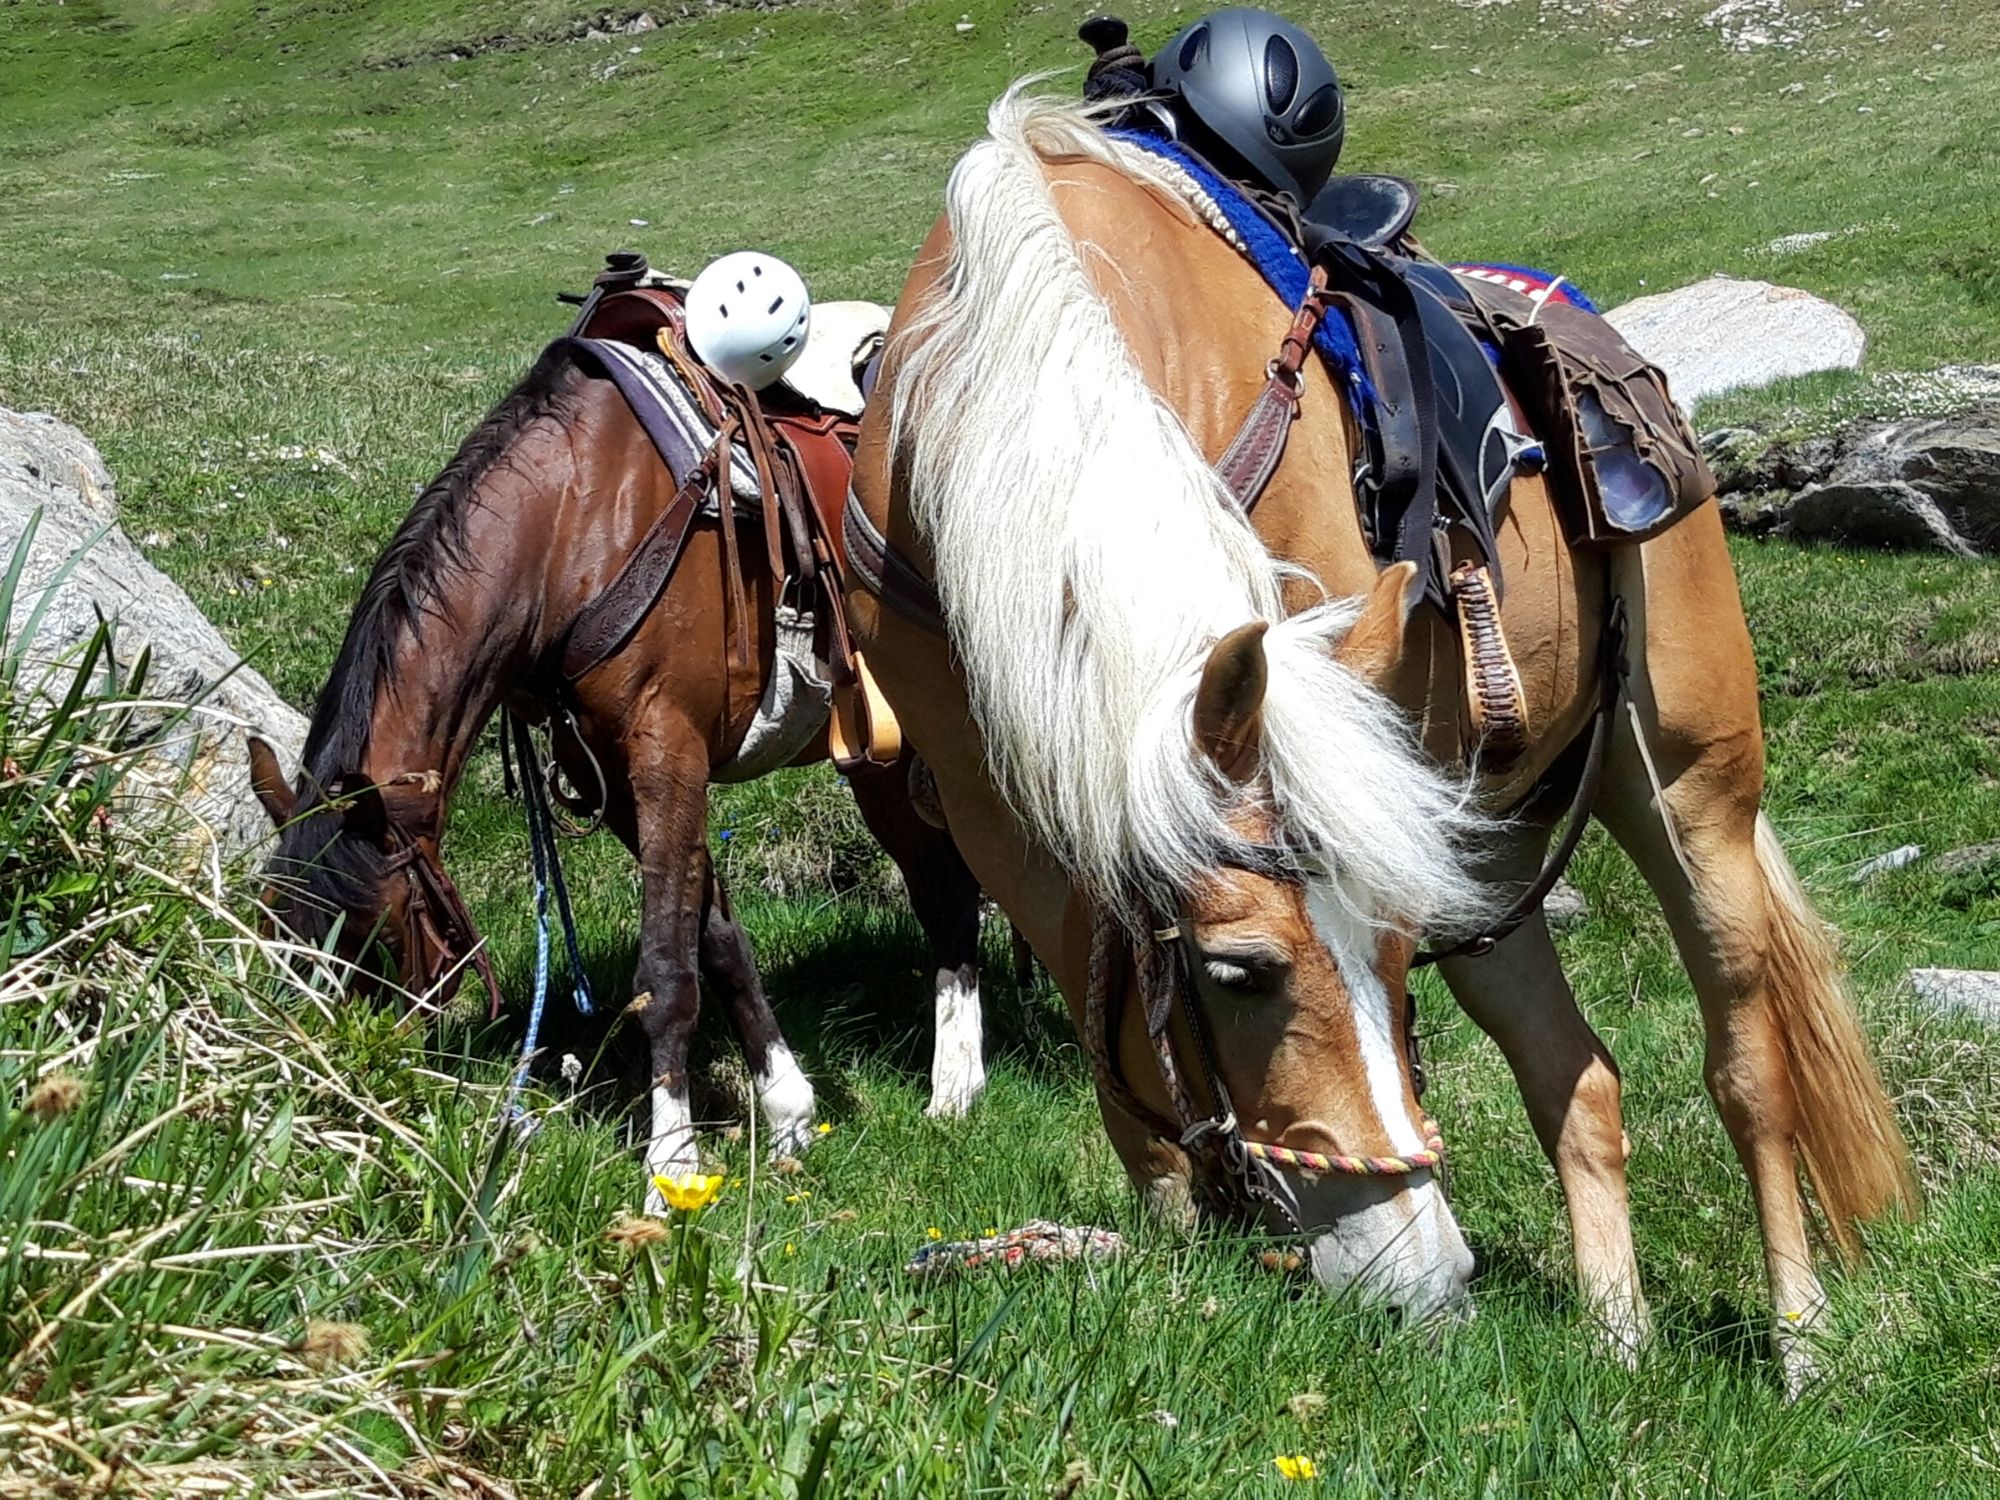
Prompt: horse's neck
<box><xmin>351</xmin><ymin>421</ymin><xmax>613</xmax><ymax>805</ymax></box>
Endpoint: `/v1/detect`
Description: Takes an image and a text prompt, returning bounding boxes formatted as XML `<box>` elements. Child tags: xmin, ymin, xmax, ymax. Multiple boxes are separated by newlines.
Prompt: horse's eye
<box><xmin>1201</xmin><ymin>952</ymin><xmax>1286</xmax><ymax>993</ymax></box>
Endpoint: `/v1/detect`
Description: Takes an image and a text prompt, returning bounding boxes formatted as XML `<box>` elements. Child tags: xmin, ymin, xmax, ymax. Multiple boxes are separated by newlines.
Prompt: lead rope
<box><xmin>501</xmin><ymin>712</ymin><xmax>597</xmax><ymax>1129</ymax></box>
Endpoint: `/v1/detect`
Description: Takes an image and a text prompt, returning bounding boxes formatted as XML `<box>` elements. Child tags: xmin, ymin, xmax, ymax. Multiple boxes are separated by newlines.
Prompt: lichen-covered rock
<box><xmin>1710</xmin><ymin>394</ymin><xmax>2000</xmax><ymax>556</ymax></box>
<box><xmin>1</xmin><ymin>406</ymin><xmax>307</xmax><ymax>860</ymax></box>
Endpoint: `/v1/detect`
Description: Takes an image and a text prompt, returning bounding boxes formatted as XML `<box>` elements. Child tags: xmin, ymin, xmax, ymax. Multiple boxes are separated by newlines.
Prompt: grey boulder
<box><xmin>1711</xmin><ymin>393</ymin><xmax>2000</xmax><ymax>556</ymax></box>
<box><xmin>1604</xmin><ymin>276</ymin><xmax>1865</xmax><ymax>412</ymax></box>
<box><xmin>1782</xmin><ymin>406</ymin><xmax>2000</xmax><ymax>557</ymax></box>
<box><xmin>1911</xmin><ymin>969</ymin><xmax>2000</xmax><ymax>1025</ymax></box>
<box><xmin>1</xmin><ymin>406</ymin><xmax>307</xmax><ymax>862</ymax></box>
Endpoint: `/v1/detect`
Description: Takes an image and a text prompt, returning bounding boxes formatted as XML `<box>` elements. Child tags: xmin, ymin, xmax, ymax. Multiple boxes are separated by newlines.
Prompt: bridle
<box><xmin>1078</xmin><ymin>840</ymin><xmax>1446</xmax><ymax>1232</ymax></box>
<box><xmin>306</xmin><ymin>770</ymin><xmax>505</xmax><ymax>1022</ymax></box>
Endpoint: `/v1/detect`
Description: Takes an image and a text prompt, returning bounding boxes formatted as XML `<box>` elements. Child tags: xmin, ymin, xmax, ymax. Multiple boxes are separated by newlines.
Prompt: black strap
<box><xmin>1414</xmin><ymin>594</ymin><xmax>1628</xmax><ymax>966</ymax></box>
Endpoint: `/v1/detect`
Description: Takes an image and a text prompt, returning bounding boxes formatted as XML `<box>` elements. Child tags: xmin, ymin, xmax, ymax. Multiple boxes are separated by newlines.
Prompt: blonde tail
<box><xmin>1754</xmin><ymin>813</ymin><xmax>1920</xmax><ymax>1258</ymax></box>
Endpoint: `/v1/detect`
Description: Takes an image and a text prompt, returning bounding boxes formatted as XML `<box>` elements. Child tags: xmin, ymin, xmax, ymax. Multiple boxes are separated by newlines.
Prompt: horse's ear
<box><xmin>332</xmin><ymin>774</ymin><xmax>391</xmax><ymax>847</ymax></box>
<box><xmin>1192</xmin><ymin>621</ymin><xmax>1269</xmax><ymax>783</ymax></box>
<box><xmin>1334</xmin><ymin>561</ymin><xmax>1422</xmax><ymax>688</ymax></box>
<box><xmin>246</xmin><ymin>735</ymin><xmax>297</xmax><ymax>826</ymax></box>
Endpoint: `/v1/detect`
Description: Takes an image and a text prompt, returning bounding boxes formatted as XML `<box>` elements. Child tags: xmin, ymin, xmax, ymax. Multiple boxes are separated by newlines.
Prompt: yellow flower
<box><xmin>927</xmin><ymin>1227</ymin><xmax>943</xmax><ymax>1241</ymax></box>
<box><xmin>784</xmin><ymin>1242</ymin><xmax>797</xmax><ymax>1256</ymax></box>
<box><xmin>784</xmin><ymin>1191</ymin><xmax>811</xmax><ymax>1204</ymax></box>
<box><xmin>652</xmin><ymin>1173</ymin><xmax>724</xmax><ymax>1212</ymax></box>
<box><xmin>984</xmin><ymin>1227</ymin><xmax>997</xmax><ymax>1237</ymax></box>
<box><xmin>816</xmin><ymin>1121</ymin><xmax>834</xmax><ymax>1135</ymax></box>
<box><xmin>1274</xmin><ymin>1455</ymin><xmax>1319</xmax><ymax>1482</ymax></box>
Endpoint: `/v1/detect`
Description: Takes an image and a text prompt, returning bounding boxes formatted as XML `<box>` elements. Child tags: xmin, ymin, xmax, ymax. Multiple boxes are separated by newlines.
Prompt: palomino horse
<box><xmin>847</xmin><ymin>92</ymin><xmax>1915</xmax><ymax>1386</ymax></box>
<box><xmin>249</xmin><ymin>331</ymin><xmax>986</xmax><ymax>1207</ymax></box>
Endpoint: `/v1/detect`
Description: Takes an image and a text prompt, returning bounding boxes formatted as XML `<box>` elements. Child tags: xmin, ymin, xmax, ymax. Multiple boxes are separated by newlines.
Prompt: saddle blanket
<box><xmin>1450</xmin><ymin>262</ymin><xmax>1601</xmax><ymax>315</ymax></box>
<box><xmin>559</xmin><ymin>335</ymin><xmax>762</xmax><ymax>511</ymax></box>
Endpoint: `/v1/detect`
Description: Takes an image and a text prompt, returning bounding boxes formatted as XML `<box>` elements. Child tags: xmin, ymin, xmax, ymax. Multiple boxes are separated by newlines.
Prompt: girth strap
<box><xmin>1415</xmin><ymin>593</ymin><xmax>1629</xmax><ymax>966</ymax></box>
<box><xmin>560</xmin><ymin>450</ymin><xmax>718</xmax><ymax>682</ymax></box>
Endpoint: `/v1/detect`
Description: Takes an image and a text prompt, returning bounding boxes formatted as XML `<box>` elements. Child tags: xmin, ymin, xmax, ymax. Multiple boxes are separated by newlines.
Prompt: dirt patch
<box><xmin>364</xmin><ymin>2</ymin><xmax>808</xmax><ymax>70</ymax></box>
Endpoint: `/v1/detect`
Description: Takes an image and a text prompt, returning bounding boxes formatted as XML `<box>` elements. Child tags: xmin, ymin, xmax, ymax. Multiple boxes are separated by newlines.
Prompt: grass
<box><xmin>3</xmin><ymin>0</ymin><xmax>1999</xmax><ymax>1493</ymax></box>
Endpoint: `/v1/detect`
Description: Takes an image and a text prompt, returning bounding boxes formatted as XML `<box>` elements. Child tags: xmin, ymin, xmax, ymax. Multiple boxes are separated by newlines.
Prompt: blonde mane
<box><xmin>890</xmin><ymin>89</ymin><xmax>1488</xmax><ymax>933</ymax></box>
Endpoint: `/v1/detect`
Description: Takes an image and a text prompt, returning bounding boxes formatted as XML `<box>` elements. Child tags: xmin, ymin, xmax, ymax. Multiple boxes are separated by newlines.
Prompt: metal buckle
<box><xmin>1179</xmin><ymin>1110</ymin><xmax>1236</xmax><ymax>1154</ymax></box>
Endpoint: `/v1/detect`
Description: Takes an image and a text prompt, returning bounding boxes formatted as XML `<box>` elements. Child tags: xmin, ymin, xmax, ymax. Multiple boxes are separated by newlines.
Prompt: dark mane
<box><xmin>298</xmin><ymin>341</ymin><xmax>585</xmax><ymax>791</ymax></box>
<box><xmin>270</xmin><ymin>342</ymin><xmax>585</xmax><ymax>934</ymax></box>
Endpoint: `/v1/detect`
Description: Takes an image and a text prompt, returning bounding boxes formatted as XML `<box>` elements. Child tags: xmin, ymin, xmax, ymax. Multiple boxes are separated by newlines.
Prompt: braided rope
<box><xmin>1242</xmin><ymin>1117</ymin><xmax>1446</xmax><ymax>1178</ymax></box>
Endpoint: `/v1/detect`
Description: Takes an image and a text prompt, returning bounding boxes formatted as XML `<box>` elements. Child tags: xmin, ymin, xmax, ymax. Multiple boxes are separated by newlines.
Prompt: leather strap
<box><xmin>561</xmin><ymin>454</ymin><xmax>716</xmax><ymax>682</ymax></box>
<box><xmin>1451</xmin><ymin>559</ymin><xmax>1528</xmax><ymax>772</ymax></box>
<box><xmin>1215</xmin><ymin>268</ymin><xmax>1328</xmax><ymax>512</ymax></box>
<box><xmin>1415</xmin><ymin>594</ymin><xmax>1628</xmax><ymax>966</ymax></box>
<box><xmin>843</xmin><ymin>491</ymin><xmax>946</xmax><ymax>634</ymax></box>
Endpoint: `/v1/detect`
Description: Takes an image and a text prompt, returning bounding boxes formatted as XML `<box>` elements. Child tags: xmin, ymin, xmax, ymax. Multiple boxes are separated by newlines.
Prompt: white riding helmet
<box><xmin>683</xmin><ymin>250</ymin><xmax>812</xmax><ymax>391</ymax></box>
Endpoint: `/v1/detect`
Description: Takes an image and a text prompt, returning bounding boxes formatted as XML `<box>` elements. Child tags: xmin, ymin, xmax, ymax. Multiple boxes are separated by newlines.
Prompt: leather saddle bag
<box><xmin>1463</xmin><ymin>280</ymin><xmax>1716</xmax><ymax>548</ymax></box>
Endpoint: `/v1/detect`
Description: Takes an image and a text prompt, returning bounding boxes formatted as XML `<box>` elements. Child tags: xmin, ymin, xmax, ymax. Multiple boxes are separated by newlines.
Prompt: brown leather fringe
<box><xmin>1451</xmin><ymin>560</ymin><xmax>1528</xmax><ymax>772</ymax></box>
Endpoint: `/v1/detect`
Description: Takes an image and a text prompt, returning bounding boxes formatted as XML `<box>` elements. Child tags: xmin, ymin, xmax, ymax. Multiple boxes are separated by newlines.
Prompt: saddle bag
<box><xmin>1462</xmin><ymin>280</ymin><xmax>1715</xmax><ymax>548</ymax></box>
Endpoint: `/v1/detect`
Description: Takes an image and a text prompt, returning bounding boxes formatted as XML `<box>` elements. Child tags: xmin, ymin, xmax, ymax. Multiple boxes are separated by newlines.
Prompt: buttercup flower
<box><xmin>1274</xmin><ymin>1455</ymin><xmax>1319</xmax><ymax>1482</ymax></box>
<box><xmin>927</xmin><ymin>1227</ymin><xmax>943</xmax><ymax>1241</ymax></box>
<box><xmin>652</xmin><ymin>1173</ymin><xmax>725</xmax><ymax>1212</ymax></box>
<box><xmin>815</xmin><ymin>1121</ymin><xmax>833</xmax><ymax>1136</ymax></box>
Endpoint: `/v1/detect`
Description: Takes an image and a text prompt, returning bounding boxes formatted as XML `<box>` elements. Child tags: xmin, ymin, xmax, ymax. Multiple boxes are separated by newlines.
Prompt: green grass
<box><xmin>4</xmin><ymin>0</ymin><xmax>2000</xmax><ymax>1493</ymax></box>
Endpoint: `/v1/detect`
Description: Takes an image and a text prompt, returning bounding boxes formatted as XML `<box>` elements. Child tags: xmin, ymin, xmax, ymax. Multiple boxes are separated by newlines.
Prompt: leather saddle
<box><xmin>1304</xmin><ymin>173</ymin><xmax>1420</xmax><ymax>252</ymax></box>
<box><xmin>549</xmin><ymin>253</ymin><xmax>901</xmax><ymax>765</ymax></box>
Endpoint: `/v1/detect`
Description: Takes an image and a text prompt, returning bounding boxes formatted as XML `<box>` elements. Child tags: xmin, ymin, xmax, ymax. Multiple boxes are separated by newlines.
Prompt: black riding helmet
<box><xmin>1149</xmin><ymin>7</ymin><xmax>1346</xmax><ymax>206</ymax></box>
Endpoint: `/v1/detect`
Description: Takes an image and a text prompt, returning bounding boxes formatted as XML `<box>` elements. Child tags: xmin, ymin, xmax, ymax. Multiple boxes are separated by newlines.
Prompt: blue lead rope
<box><xmin>503</xmin><ymin>712</ymin><xmax>596</xmax><ymax>1127</ymax></box>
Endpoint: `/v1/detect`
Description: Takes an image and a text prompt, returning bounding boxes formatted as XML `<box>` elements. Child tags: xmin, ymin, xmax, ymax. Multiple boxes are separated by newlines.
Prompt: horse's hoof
<box><xmin>923</xmin><ymin>1080</ymin><xmax>985</xmax><ymax>1119</ymax></box>
<box><xmin>765</xmin><ymin>1118</ymin><xmax>815</xmax><ymax>1161</ymax></box>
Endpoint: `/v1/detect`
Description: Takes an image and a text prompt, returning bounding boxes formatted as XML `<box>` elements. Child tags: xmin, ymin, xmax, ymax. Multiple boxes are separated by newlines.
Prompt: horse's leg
<box><xmin>696</xmin><ymin>853</ymin><xmax>816</xmax><ymax>1158</ymax></box>
<box><xmin>629</xmin><ymin>733</ymin><xmax>714</xmax><ymax>1212</ymax></box>
<box><xmin>1596</xmin><ymin>524</ymin><xmax>1913</xmax><ymax>1393</ymax></box>
<box><xmin>845</xmin><ymin>759</ymin><xmax>988</xmax><ymax>1117</ymax></box>
<box><xmin>1439</xmin><ymin>838</ymin><xmax>1650</xmax><ymax>1356</ymax></box>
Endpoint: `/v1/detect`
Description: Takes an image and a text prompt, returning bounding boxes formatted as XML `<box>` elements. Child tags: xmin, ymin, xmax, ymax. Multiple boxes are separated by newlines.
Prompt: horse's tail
<box><xmin>1753</xmin><ymin>812</ymin><xmax>1919</xmax><ymax>1257</ymax></box>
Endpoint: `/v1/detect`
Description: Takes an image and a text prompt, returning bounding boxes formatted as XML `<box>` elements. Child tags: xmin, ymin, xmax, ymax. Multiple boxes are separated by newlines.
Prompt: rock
<box><xmin>1544</xmin><ymin>878</ymin><xmax>1589</xmax><ymax>931</ymax></box>
<box><xmin>1</xmin><ymin>406</ymin><xmax>307</xmax><ymax>862</ymax></box>
<box><xmin>1603</xmin><ymin>277</ymin><xmax>1865</xmax><ymax>411</ymax></box>
<box><xmin>1910</xmin><ymin>969</ymin><xmax>2000</xmax><ymax>1023</ymax></box>
<box><xmin>1936</xmin><ymin>841</ymin><xmax>2000</xmax><ymax>877</ymax></box>
<box><xmin>1850</xmin><ymin>844</ymin><xmax>1924</xmax><ymax>882</ymax></box>
<box><xmin>1710</xmin><ymin>394</ymin><xmax>2000</xmax><ymax>555</ymax></box>
<box><xmin>1783</xmin><ymin>404</ymin><xmax>2000</xmax><ymax>556</ymax></box>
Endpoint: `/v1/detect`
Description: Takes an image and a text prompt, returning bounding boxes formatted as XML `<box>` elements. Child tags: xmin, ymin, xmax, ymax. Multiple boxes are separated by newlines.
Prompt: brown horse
<box><xmin>249</xmin><ymin>334</ymin><xmax>986</xmax><ymax>1210</ymax></box>
<box><xmin>848</xmin><ymin>92</ymin><xmax>1915</xmax><ymax>1388</ymax></box>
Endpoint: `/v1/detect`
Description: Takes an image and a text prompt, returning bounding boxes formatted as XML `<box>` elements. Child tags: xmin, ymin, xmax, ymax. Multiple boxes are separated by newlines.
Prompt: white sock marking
<box><xmin>756</xmin><ymin>1040</ymin><xmax>816</xmax><ymax>1158</ymax></box>
<box><xmin>643</xmin><ymin>1082</ymin><xmax>698</xmax><ymax>1213</ymax></box>
<box><xmin>926</xmin><ymin>965</ymin><xmax>986</xmax><ymax>1118</ymax></box>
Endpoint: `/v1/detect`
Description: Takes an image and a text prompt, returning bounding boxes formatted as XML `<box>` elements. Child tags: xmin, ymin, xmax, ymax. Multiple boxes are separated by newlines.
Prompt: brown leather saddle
<box><xmin>549</xmin><ymin>253</ymin><xmax>896</xmax><ymax>766</ymax></box>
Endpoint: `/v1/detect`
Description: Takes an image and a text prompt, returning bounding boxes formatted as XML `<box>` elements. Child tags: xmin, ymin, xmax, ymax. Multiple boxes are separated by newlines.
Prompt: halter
<box><xmin>1078</xmin><ymin>843</ymin><xmax>1445</xmax><ymax>1230</ymax></box>
<box><xmin>353</xmin><ymin>772</ymin><xmax>505</xmax><ymax>1023</ymax></box>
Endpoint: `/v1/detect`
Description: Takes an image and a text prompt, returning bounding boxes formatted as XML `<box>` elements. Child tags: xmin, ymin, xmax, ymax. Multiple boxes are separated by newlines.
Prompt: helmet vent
<box><xmin>1295</xmin><ymin>81</ymin><xmax>1341</xmax><ymax>137</ymax></box>
<box><xmin>1263</xmin><ymin>35</ymin><xmax>1299</xmax><ymax>111</ymax></box>
<box><xmin>1177</xmin><ymin>23</ymin><xmax>1209</xmax><ymax>72</ymax></box>
<box><xmin>768</xmin><ymin>295</ymin><xmax>784</xmax><ymax>314</ymax></box>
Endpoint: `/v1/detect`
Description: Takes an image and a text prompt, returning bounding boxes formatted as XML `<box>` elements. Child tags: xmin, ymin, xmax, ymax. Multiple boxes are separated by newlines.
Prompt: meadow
<box><xmin>3</xmin><ymin>0</ymin><xmax>1999</xmax><ymax>1493</ymax></box>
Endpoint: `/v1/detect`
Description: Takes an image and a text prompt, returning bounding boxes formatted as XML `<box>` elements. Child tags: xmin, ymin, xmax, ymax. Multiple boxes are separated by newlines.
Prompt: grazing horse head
<box><xmin>854</xmin><ymin>90</ymin><xmax>1495</xmax><ymax>1319</ymax></box>
<box><xmin>248</xmin><ymin>735</ymin><xmax>451</xmax><ymax>999</ymax></box>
